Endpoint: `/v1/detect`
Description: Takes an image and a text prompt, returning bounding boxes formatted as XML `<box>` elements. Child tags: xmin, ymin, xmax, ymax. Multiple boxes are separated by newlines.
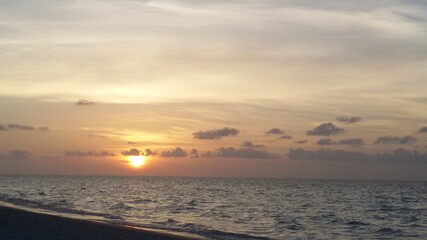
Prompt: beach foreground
<box><xmin>0</xmin><ymin>205</ymin><xmax>203</xmax><ymax>240</ymax></box>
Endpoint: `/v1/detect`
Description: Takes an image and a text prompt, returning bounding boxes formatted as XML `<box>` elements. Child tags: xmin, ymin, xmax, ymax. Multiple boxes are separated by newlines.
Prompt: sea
<box><xmin>0</xmin><ymin>176</ymin><xmax>426</xmax><ymax>240</ymax></box>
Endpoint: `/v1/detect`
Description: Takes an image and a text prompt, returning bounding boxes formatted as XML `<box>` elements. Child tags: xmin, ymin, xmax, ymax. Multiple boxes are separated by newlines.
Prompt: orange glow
<box><xmin>128</xmin><ymin>155</ymin><xmax>146</xmax><ymax>168</ymax></box>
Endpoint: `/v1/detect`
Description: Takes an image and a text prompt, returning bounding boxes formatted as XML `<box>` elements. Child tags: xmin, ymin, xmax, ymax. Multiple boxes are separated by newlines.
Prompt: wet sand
<box><xmin>0</xmin><ymin>205</ymin><xmax>203</xmax><ymax>240</ymax></box>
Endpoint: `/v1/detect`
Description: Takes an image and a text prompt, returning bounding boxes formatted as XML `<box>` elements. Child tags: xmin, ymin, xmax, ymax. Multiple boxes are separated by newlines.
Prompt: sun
<box><xmin>128</xmin><ymin>155</ymin><xmax>146</xmax><ymax>168</ymax></box>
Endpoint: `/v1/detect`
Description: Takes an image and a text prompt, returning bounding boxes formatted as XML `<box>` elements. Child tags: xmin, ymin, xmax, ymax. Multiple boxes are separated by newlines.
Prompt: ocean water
<box><xmin>0</xmin><ymin>176</ymin><xmax>426</xmax><ymax>240</ymax></box>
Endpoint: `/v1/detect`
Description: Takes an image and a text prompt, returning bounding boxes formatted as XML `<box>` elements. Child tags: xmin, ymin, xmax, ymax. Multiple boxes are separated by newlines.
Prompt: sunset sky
<box><xmin>1</xmin><ymin>0</ymin><xmax>427</xmax><ymax>180</ymax></box>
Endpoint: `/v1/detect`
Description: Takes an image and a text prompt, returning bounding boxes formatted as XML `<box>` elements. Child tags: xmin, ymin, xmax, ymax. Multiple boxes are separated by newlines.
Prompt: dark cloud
<box><xmin>336</xmin><ymin>117</ymin><xmax>363</xmax><ymax>124</ymax></box>
<box><xmin>307</xmin><ymin>123</ymin><xmax>345</xmax><ymax>136</ymax></box>
<box><xmin>143</xmin><ymin>149</ymin><xmax>155</xmax><ymax>156</ymax></box>
<box><xmin>0</xmin><ymin>124</ymin><xmax>48</xmax><ymax>132</ymax></box>
<box><xmin>216</xmin><ymin>147</ymin><xmax>279</xmax><ymax>159</ymax></box>
<box><xmin>288</xmin><ymin>148</ymin><xmax>427</xmax><ymax>163</ymax></box>
<box><xmin>8</xmin><ymin>124</ymin><xmax>35</xmax><ymax>131</ymax></box>
<box><xmin>65</xmin><ymin>151</ymin><xmax>116</xmax><ymax>157</ymax></box>
<box><xmin>266</xmin><ymin>128</ymin><xmax>285</xmax><ymax>135</ymax></box>
<box><xmin>193</xmin><ymin>127</ymin><xmax>239</xmax><ymax>140</ymax></box>
<box><xmin>76</xmin><ymin>99</ymin><xmax>95</xmax><ymax>106</ymax></box>
<box><xmin>161</xmin><ymin>147</ymin><xmax>188</xmax><ymax>157</ymax></box>
<box><xmin>128</xmin><ymin>141</ymin><xmax>138</xmax><ymax>145</ymax></box>
<box><xmin>190</xmin><ymin>148</ymin><xmax>199</xmax><ymax>158</ymax></box>
<box><xmin>317</xmin><ymin>138</ymin><xmax>336</xmax><ymax>145</ymax></box>
<box><xmin>200</xmin><ymin>151</ymin><xmax>214</xmax><ymax>158</ymax></box>
<box><xmin>279</xmin><ymin>135</ymin><xmax>292</xmax><ymax>139</ymax></box>
<box><xmin>294</xmin><ymin>140</ymin><xmax>308</xmax><ymax>144</ymax></box>
<box><xmin>7</xmin><ymin>150</ymin><xmax>32</xmax><ymax>160</ymax></box>
<box><xmin>374</xmin><ymin>136</ymin><xmax>417</xmax><ymax>145</ymax></box>
<box><xmin>121</xmin><ymin>148</ymin><xmax>141</xmax><ymax>156</ymax></box>
<box><xmin>418</xmin><ymin>127</ymin><xmax>427</xmax><ymax>133</ymax></box>
<box><xmin>317</xmin><ymin>138</ymin><xmax>364</xmax><ymax>147</ymax></box>
<box><xmin>241</xmin><ymin>141</ymin><xmax>264</xmax><ymax>148</ymax></box>
<box><xmin>339</xmin><ymin>138</ymin><xmax>364</xmax><ymax>147</ymax></box>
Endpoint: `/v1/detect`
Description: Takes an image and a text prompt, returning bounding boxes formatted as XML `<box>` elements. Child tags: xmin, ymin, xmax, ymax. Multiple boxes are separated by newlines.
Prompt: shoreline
<box><xmin>0</xmin><ymin>202</ymin><xmax>206</xmax><ymax>240</ymax></box>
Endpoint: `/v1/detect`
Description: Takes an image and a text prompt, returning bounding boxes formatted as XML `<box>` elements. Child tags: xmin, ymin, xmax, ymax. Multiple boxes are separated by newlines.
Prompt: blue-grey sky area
<box><xmin>1</xmin><ymin>0</ymin><xmax>427</xmax><ymax>180</ymax></box>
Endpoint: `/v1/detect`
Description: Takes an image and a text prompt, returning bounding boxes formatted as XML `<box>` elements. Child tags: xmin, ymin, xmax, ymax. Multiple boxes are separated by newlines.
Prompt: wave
<box><xmin>0</xmin><ymin>197</ymin><xmax>123</xmax><ymax>220</ymax></box>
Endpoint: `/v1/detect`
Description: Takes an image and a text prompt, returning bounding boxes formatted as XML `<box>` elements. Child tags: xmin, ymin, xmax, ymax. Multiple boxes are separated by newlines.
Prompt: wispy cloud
<box><xmin>317</xmin><ymin>138</ymin><xmax>364</xmax><ymax>147</ymax></box>
<box><xmin>288</xmin><ymin>147</ymin><xmax>427</xmax><ymax>163</ymax></box>
<box><xmin>65</xmin><ymin>151</ymin><xmax>115</xmax><ymax>157</ymax></box>
<box><xmin>0</xmin><ymin>123</ymin><xmax>48</xmax><ymax>132</ymax></box>
<box><xmin>0</xmin><ymin>150</ymin><xmax>32</xmax><ymax>160</ymax></box>
<box><xmin>76</xmin><ymin>99</ymin><xmax>95</xmax><ymax>106</ymax></box>
<box><xmin>216</xmin><ymin>147</ymin><xmax>279</xmax><ymax>159</ymax></box>
<box><xmin>336</xmin><ymin>117</ymin><xmax>362</xmax><ymax>124</ymax></box>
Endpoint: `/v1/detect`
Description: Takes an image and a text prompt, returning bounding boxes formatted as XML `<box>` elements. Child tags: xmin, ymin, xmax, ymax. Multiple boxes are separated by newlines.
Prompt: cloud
<box><xmin>307</xmin><ymin>123</ymin><xmax>345</xmax><ymax>136</ymax></box>
<box><xmin>121</xmin><ymin>148</ymin><xmax>141</xmax><ymax>156</ymax></box>
<box><xmin>200</xmin><ymin>151</ymin><xmax>214</xmax><ymax>158</ymax></box>
<box><xmin>7</xmin><ymin>150</ymin><xmax>32</xmax><ymax>160</ymax></box>
<box><xmin>190</xmin><ymin>148</ymin><xmax>199</xmax><ymax>158</ymax></box>
<box><xmin>294</xmin><ymin>140</ymin><xmax>308</xmax><ymax>144</ymax></box>
<box><xmin>241</xmin><ymin>141</ymin><xmax>264</xmax><ymax>148</ymax></box>
<box><xmin>0</xmin><ymin>123</ymin><xmax>48</xmax><ymax>132</ymax></box>
<box><xmin>317</xmin><ymin>138</ymin><xmax>336</xmax><ymax>145</ymax></box>
<box><xmin>418</xmin><ymin>127</ymin><xmax>427</xmax><ymax>133</ymax></box>
<box><xmin>374</xmin><ymin>136</ymin><xmax>417</xmax><ymax>145</ymax></box>
<box><xmin>161</xmin><ymin>147</ymin><xmax>188</xmax><ymax>157</ymax></box>
<box><xmin>279</xmin><ymin>135</ymin><xmax>292</xmax><ymax>139</ymax></box>
<box><xmin>265</xmin><ymin>128</ymin><xmax>285</xmax><ymax>135</ymax></box>
<box><xmin>128</xmin><ymin>141</ymin><xmax>138</xmax><ymax>145</ymax></box>
<box><xmin>65</xmin><ymin>151</ymin><xmax>116</xmax><ymax>157</ymax></box>
<box><xmin>317</xmin><ymin>138</ymin><xmax>364</xmax><ymax>147</ymax></box>
<box><xmin>193</xmin><ymin>127</ymin><xmax>239</xmax><ymax>140</ymax></box>
<box><xmin>336</xmin><ymin>117</ymin><xmax>363</xmax><ymax>124</ymax></box>
<box><xmin>216</xmin><ymin>147</ymin><xmax>280</xmax><ymax>159</ymax></box>
<box><xmin>339</xmin><ymin>138</ymin><xmax>364</xmax><ymax>147</ymax></box>
<box><xmin>288</xmin><ymin>148</ymin><xmax>427</xmax><ymax>163</ymax></box>
<box><xmin>83</xmin><ymin>134</ymin><xmax>107</xmax><ymax>138</ymax></box>
<box><xmin>76</xmin><ymin>99</ymin><xmax>95</xmax><ymax>106</ymax></box>
<box><xmin>143</xmin><ymin>149</ymin><xmax>155</xmax><ymax>156</ymax></box>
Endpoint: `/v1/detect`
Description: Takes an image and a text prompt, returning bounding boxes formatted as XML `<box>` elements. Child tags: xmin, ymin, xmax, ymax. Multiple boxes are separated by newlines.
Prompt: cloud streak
<box><xmin>76</xmin><ymin>99</ymin><xmax>95</xmax><ymax>106</ymax></box>
<box><xmin>216</xmin><ymin>147</ymin><xmax>280</xmax><ymax>159</ymax></box>
<box><xmin>193</xmin><ymin>127</ymin><xmax>239</xmax><ymax>140</ymax></box>
<box><xmin>288</xmin><ymin>148</ymin><xmax>427</xmax><ymax>163</ymax></box>
<box><xmin>317</xmin><ymin>138</ymin><xmax>364</xmax><ymax>147</ymax></box>
<box><xmin>336</xmin><ymin>117</ymin><xmax>363</xmax><ymax>124</ymax></box>
<box><xmin>65</xmin><ymin>151</ymin><xmax>116</xmax><ymax>157</ymax></box>
<box><xmin>0</xmin><ymin>124</ymin><xmax>48</xmax><ymax>132</ymax></box>
<box><xmin>374</xmin><ymin>136</ymin><xmax>417</xmax><ymax>145</ymax></box>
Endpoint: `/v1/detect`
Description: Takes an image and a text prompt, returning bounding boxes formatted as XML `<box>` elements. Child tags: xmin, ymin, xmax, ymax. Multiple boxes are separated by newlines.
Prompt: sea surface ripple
<box><xmin>0</xmin><ymin>176</ymin><xmax>426</xmax><ymax>239</ymax></box>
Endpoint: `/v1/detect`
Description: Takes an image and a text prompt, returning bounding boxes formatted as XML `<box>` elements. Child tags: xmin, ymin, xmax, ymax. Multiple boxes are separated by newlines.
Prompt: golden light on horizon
<box><xmin>128</xmin><ymin>155</ymin><xmax>146</xmax><ymax>168</ymax></box>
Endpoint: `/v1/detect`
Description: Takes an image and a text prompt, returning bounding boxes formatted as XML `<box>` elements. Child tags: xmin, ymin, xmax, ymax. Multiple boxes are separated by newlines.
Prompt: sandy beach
<box><xmin>0</xmin><ymin>205</ymin><xmax>203</xmax><ymax>240</ymax></box>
